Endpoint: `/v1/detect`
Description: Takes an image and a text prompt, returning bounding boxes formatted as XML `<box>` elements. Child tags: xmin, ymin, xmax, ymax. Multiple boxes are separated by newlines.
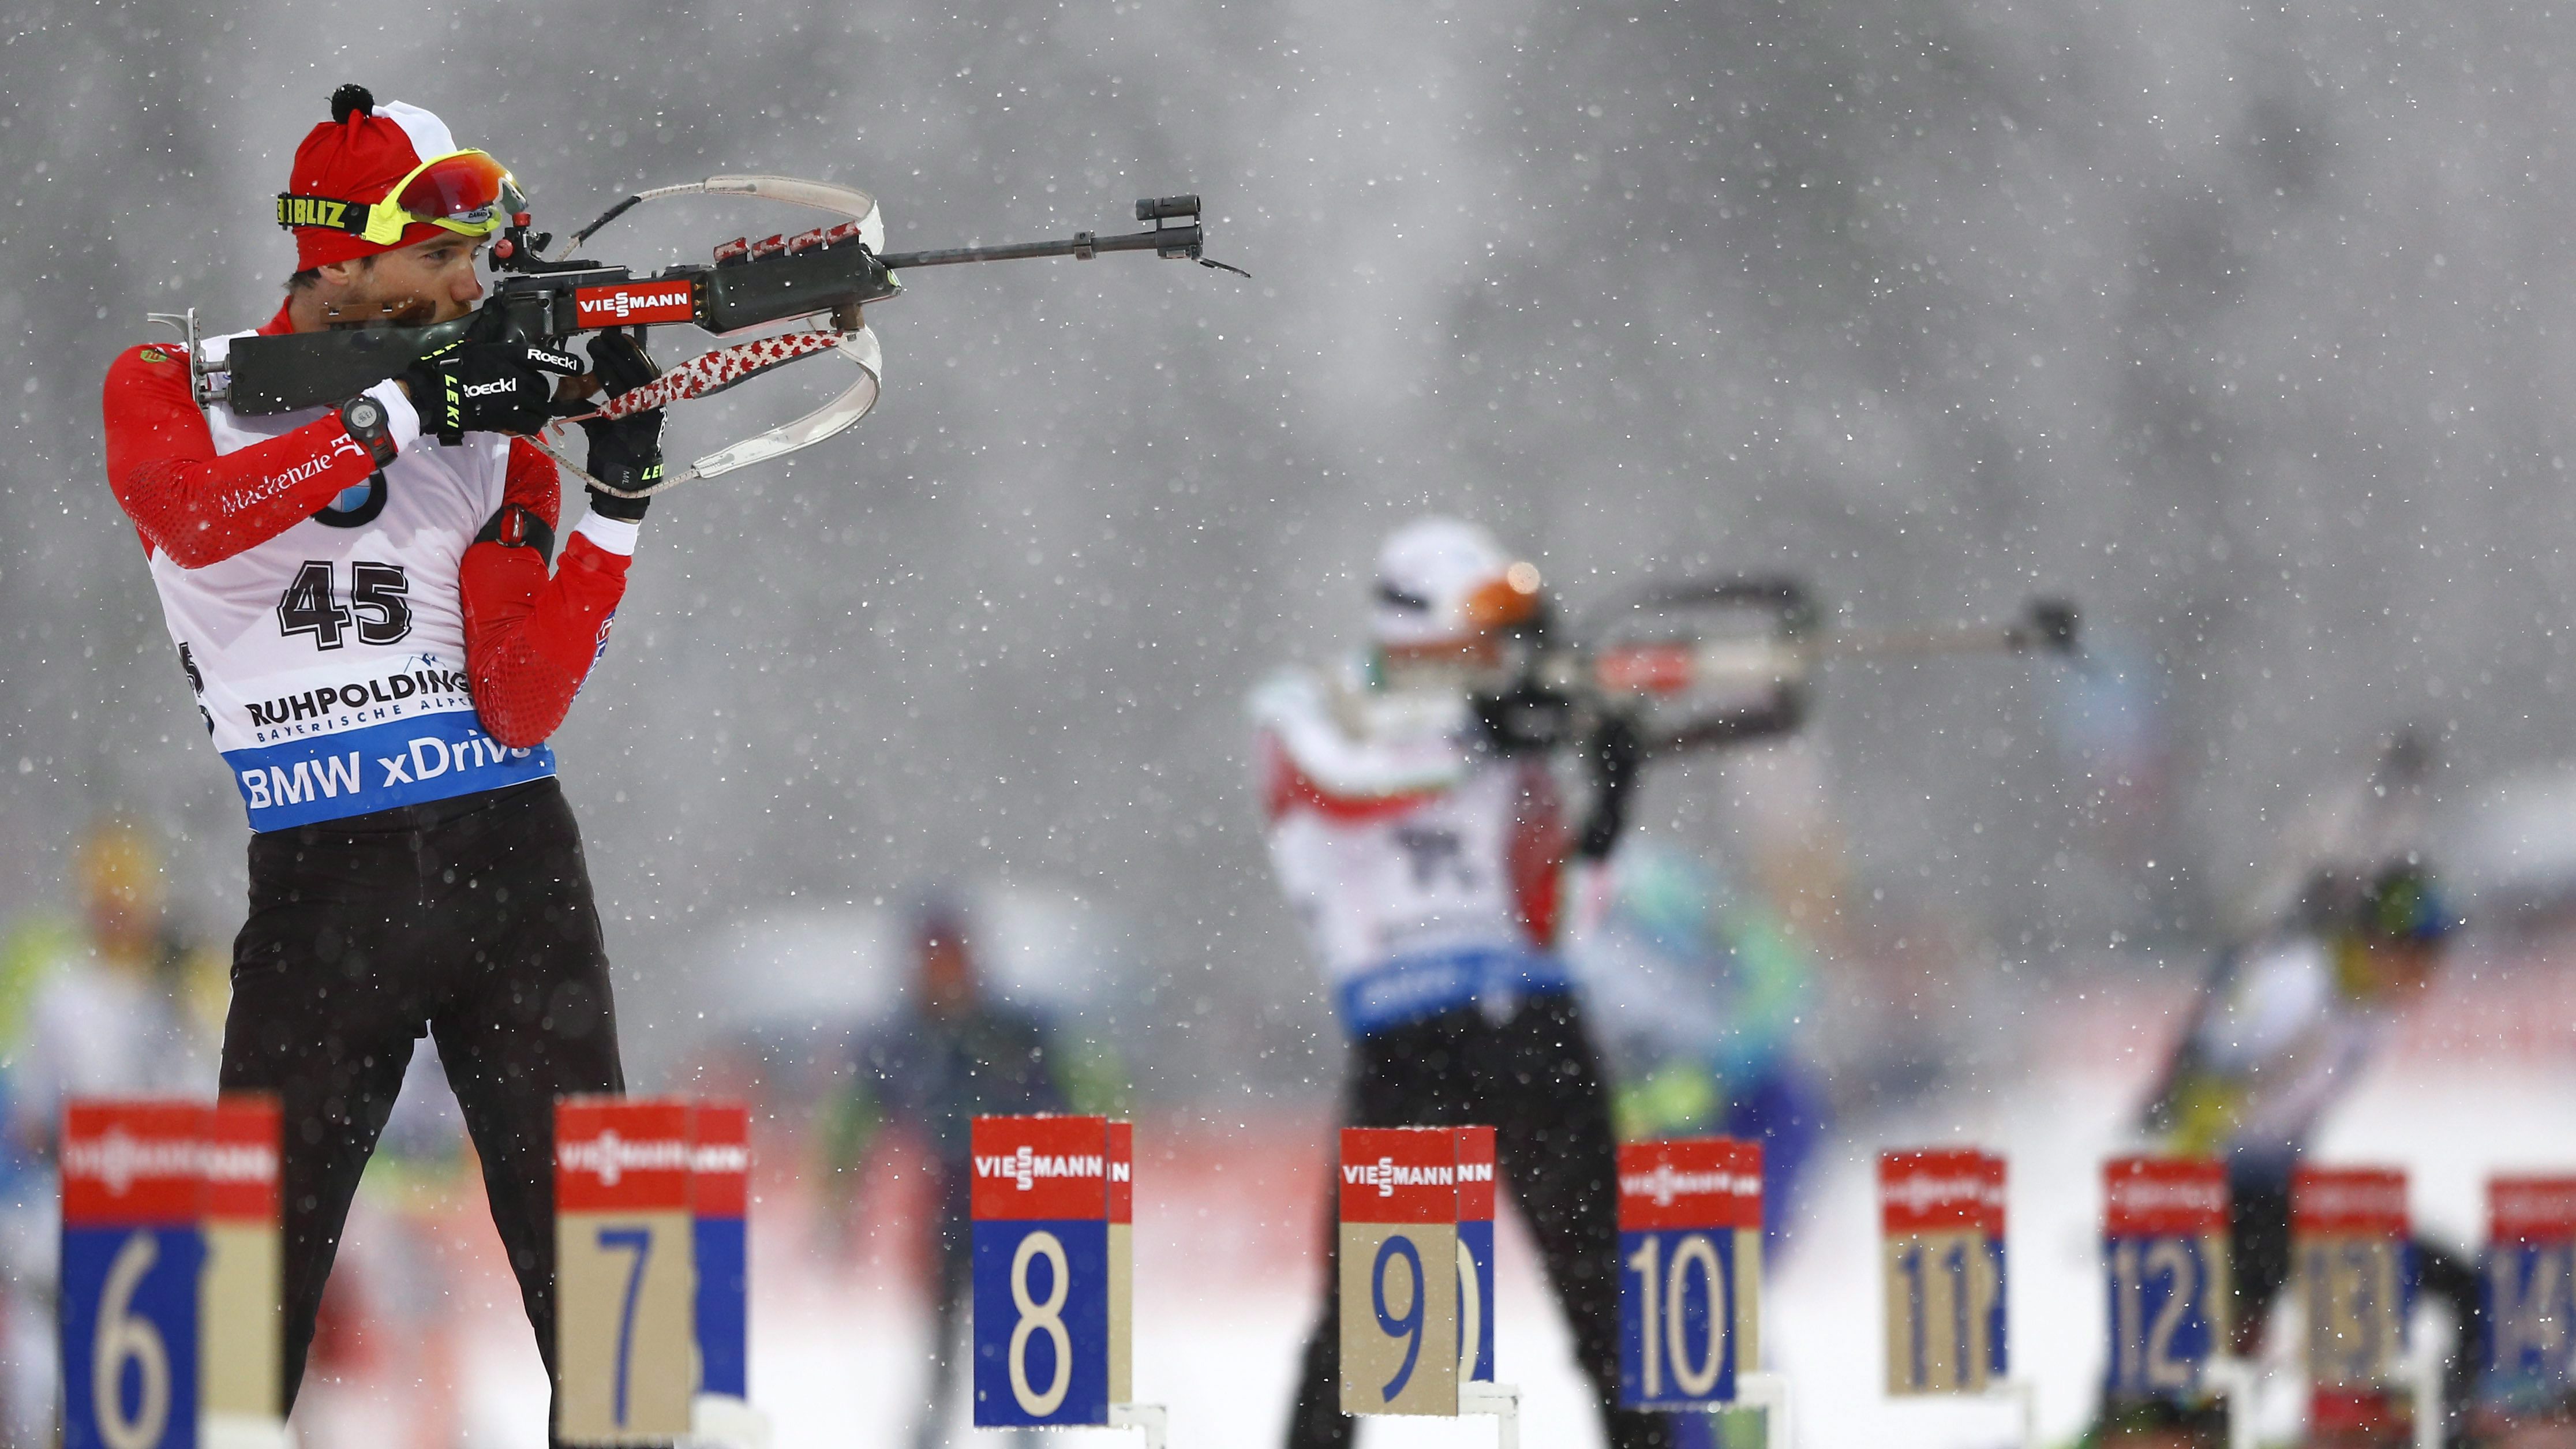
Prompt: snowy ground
<box><xmin>284</xmin><ymin>971</ymin><xmax>2576</xmax><ymax>1448</ymax></box>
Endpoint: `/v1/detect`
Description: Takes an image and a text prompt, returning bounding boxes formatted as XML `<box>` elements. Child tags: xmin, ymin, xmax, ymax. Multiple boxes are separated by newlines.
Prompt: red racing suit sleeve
<box><xmin>459</xmin><ymin>438</ymin><xmax>634</xmax><ymax>748</ymax></box>
<box><xmin>100</xmin><ymin>344</ymin><xmax>389</xmax><ymax>568</ymax></box>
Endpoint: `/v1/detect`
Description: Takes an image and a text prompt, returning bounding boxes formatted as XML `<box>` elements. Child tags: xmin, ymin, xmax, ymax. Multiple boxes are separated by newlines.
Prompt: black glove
<box><xmin>576</xmin><ymin>331</ymin><xmax>665</xmax><ymax>523</ymax></box>
<box><xmin>1575</xmin><ymin>710</ymin><xmax>1645</xmax><ymax>860</ymax></box>
<box><xmin>1473</xmin><ymin>677</ymin><xmax>1581</xmax><ymax>755</ymax></box>
<box><xmin>399</xmin><ymin>338</ymin><xmax>585</xmax><ymax>445</ymax></box>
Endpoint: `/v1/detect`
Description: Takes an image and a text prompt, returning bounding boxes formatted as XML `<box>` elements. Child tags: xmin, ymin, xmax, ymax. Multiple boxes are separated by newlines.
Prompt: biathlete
<box><xmin>1253</xmin><ymin>517</ymin><xmax>1801</xmax><ymax>1449</ymax></box>
<box><xmin>98</xmin><ymin>85</ymin><xmax>667</xmax><ymax>1416</ymax></box>
<box><xmin>2105</xmin><ymin>860</ymin><xmax>2475</xmax><ymax>1447</ymax></box>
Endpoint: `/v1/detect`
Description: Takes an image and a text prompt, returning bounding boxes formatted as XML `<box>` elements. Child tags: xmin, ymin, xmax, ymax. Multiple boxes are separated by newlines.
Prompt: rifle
<box><xmin>1477</xmin><ymin>581</ymin><xmax>2082</xmax><ymax>755</ymax></box>
<box><xmin>148</xmin><ymin>179</ymin><xmax>1240</xmax><ymax>493</ymax></box>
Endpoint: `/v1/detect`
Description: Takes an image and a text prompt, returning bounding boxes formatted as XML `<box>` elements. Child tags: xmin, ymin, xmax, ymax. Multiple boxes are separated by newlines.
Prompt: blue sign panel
<box><xmin>972</xmin><ymin>1218</ymin><xmax>1111</xmax><ymax>1428</ymax></box>
<box><xmin>62</xmin><ymin>1225</ymin><xmax>205</xmax><ymax>1449</ymax></box>
<box><xmin>1618</xmin><ymin>1227</ymin><xmax>1742</xmax><ymax>1409</ymax></box>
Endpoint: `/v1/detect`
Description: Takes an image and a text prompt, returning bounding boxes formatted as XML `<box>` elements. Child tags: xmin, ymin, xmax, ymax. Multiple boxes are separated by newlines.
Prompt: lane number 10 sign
<box><xmin>1618</xmin><ymin>1137</ymin><xmax>1763</xmax><ymax>1410</ymax></box>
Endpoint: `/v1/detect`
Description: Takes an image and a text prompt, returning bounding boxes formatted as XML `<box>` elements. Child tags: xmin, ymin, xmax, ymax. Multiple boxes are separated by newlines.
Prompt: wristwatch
<box><xmin>338</xmin><ymin>395</ymin><xmax>398</xmax><ymax>468</ymax></box>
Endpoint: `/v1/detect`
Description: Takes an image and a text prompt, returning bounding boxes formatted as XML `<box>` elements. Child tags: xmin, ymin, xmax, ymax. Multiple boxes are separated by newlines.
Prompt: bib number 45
<box><xmin>276</xmin><ymin>560</ymin><xmax>410</xmax><ymax>650</ymax></box>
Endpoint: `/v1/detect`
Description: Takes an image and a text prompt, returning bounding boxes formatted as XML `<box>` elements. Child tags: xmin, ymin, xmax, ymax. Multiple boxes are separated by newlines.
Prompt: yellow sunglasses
<box><xmin>276</xmin><ymin>149</ymin><xmax>527</xmax><ymax>246</ymax></box>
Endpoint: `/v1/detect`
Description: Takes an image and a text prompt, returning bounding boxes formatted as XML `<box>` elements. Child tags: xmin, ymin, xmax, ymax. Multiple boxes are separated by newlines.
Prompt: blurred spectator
<box><xmin>0</xmin><ymin>816</ymin><xmax>225</xmax><ymax>1440</ymax></box>
<box><xmin>817</xmin><ymin>893</ymin><xmax>1105</xmax><ymax>1449</ymax></box>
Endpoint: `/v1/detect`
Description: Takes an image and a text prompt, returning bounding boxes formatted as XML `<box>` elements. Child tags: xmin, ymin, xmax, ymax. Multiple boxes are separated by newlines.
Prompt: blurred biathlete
<box><xmin>818</xmin><ymin>895</ymin><xmax>1104</xmax><ymax>1449</ymax></box>
<box><xmin>2109</xmin><ymin>860</ymin><xmax>2475</xmax><ymax>1446</ymax></box>
<box><xmin>97</xmin><ymin>85</ymin><xmax>669</xmax><ymax>1416</ymax></box>
<box><xmin>1252</xmin><ymin>518</ymin><xmax>1799</xmax><ymax>1449</ymax></box>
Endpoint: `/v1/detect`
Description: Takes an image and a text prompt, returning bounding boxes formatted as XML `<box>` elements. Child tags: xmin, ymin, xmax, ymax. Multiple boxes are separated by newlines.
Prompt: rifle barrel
<box><xmin>874</xmin><ymin>224</ymin><xmax>1199</xmax><ymax>270</ymax></box>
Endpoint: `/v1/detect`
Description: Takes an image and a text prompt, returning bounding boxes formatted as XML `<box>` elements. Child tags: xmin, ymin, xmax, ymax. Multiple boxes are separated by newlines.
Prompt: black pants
<box><xmin>2230</xmin><ymin>1164</ymin><xmax>2484</xmax><ymax>1444</ymax></box>
<box><xmin>912</xmin><ymin>1196</ymin><xmax>974</xmax><ymax>1449</ymax></box>
<box><xmin>219</xmin><ymin>777</ymin><xmax>625</xmax><ymax>1413</ymax></box>
<box><xmin>1285</xmin><ymin>994</ymin><xmax>1675</xmax><ymax>1449</ymax></box>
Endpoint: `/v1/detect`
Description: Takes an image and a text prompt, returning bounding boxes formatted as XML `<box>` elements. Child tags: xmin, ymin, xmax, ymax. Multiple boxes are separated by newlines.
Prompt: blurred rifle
<box><xmin>149</xmin><ymin>182</ymin><xmax>1241</xmax><ymax>492</ymax></box>
<box><xmin>1475</xmin><ymin>578</ymin><xmax>2082</xmax><ymax>757</ymax></box>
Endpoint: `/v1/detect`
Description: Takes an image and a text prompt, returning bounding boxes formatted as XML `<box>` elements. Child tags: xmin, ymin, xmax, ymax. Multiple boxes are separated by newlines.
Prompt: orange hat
<box><xmin>283</xmin><ymin>84</ymin><xmax>462</xmax><ymax>269</ymax></box>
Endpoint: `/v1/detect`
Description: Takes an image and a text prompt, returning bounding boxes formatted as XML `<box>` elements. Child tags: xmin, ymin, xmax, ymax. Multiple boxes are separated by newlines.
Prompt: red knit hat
<box><xmin>283</xmin><ymin>85</ymin><xmax>463</xmax><ymax>269</ymax></box>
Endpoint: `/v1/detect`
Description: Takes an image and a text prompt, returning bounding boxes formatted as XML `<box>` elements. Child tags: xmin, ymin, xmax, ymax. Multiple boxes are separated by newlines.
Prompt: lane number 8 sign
<box><xmin>972</xmin><ymin>1115</ymin><xmax>1130</xmax><ymax>1429</ymax></box>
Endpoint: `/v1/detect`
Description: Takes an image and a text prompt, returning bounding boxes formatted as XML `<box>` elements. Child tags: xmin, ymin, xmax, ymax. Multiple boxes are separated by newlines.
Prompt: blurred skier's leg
<box><xmin>219</xmin><ymin>826</ymin><xmax>425</xmax><ymax>1411</ymax></box>
<box><xmin>1490</xmin><ymin>994</ymin><xmax>1674</xmax><ymax>1449</ymax></box>
<box><xmin>425</xmin><ymin>782</ymin><xmax>624</xmax><ymax>1401</ymax></box>
<box><xmin>1283</xmin><ymin>1016</ymin><xmax>1463</xmax><ymax>1449</ymax></box>
<box><xmin>913</xmin><ymin>1208</ymin><xmax>972</xmax><ymax>1449</ymax></box>
<box><xmin>2225</xmin><ymin>1163</ymin><xmax>2293</xmax><ymax>1359</ymax></box>
<box><xmin>2412</xmin><ymin>1238</ymin><xmax>2481</xmax><ymax>1449</ymax></box>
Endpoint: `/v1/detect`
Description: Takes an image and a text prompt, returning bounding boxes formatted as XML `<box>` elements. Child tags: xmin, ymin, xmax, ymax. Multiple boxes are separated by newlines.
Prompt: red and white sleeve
<box><xmin>100</xmin><ymin>344</ymin><xmax>419</xmax><ymax>568</ymax></box>
<box><xmin>459</xmin><ymin>438</ymin><xmax>639</xmax><ymax>748</ymax></box>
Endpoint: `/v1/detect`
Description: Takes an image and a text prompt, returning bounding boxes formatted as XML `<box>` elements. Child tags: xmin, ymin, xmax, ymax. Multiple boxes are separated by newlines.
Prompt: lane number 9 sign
<box><xmin>1339</xmin><ymin>1126</ymin><xmax>1463</xmax><ymax>1417</ymax></box>
<box><xmin>1618</xmin><ymin>1137</ymin><xmax>1763</xmax><ymax>1410</ymax></box>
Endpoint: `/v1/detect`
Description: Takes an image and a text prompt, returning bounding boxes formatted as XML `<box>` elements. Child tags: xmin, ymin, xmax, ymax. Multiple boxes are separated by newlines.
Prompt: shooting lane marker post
<box><xmin>1451</xmin><ymin>1126</ymin><xmax>1517</xmax><ymax>1446</ymax></box>
<box><xmin>555</xmin><ymin>1098</ymin><xmax>697</xmax><ymax>1446</ymax></box>
<box><xmin>971</xmin><ymin>1114</ymin><xmax>1155</xmax><ymax>1436</ymax></box>
<box><xmin>687</xmin><ymin>1102</ymin><xmax>773</xmax><ymax>1449</ymax></box>
<box><xmin>1878</xmin><ymin>1149</ymin><xmax>2031</xmax><ymax>1446</ymax></box>
<box><xmin>2102</xmin><ymin>1158</ymin><xmax>2237</xmax><ymax>1443</ymax></box>
<box><xmin>61</xmin><ymin>1097</ymin><xmax>288</xmax><ymax>1449</ymax></box>
<box><xmin>199</xmin><ymin>1098</ymin><xmax>284</xmax><ymax>1449</ymax></box>
<box><xmin>1338</xmin><ymin>1126</ymin><xmax>1462</xmax><ymax>1419</ymax></box>
<box><xmin>1618</xmin><ymin>1138</ymin><xmax>1776</xmax><ymax>1444</ymax></box>
<box><xmin>2477</xmin><ymin>1175</ymin><xmax>2576</xmax><ymax>1441</ymax></box>
<box><xmin>1455</xmin><ymin>1125</ymin><xmax>1497</xmax><ymax>1385</ymax></box>
<box><xmin>1100</xmin><ymin>1119</ymin><xmax>1169</xmax><ymax>1448</ymax></box>
<box><xmin>2292</xmin><ymin>1165</ymin><xmax>2423</xmax><ymax>1448</ymax></box>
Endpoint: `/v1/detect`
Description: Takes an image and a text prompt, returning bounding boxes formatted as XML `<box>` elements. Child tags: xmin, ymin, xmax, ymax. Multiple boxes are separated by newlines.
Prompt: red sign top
<box><xmin>1107</xmin><ymin>1120</ymin><xmax>1133</xmax><ymax>1226</ymax></box>
<box><xmin>972</xmin><ymin>1114</ymin><xmax>1110</xmax><ymax>1221</ymax></box>
<box><xmin>204</xmin><ymin>1095</ymin><xmax>280</xmax><ymax>1224</ymax></box>
<box><xmin>2491</xmin><ymin>1177</ymin><xmax>2576</xmax><ymax>1244</ymax></box>
<box><xmin>62</xmin><ymin>1100</ymin><xmax>205</xmax><ymax>1225</ymax></box>
<box><xmin>2104</xmin><ymin>1156</ymin><xmax>2229</xmax><ymax>1235</ymax></box>
<box><xmin>1618</xmin><ymin>1138</ymin><xmax>1765</xmax><ymax>1232</ymax></box>
<box><xmin>1879</xmin><ymin>1149</ymin><xmax>2005</xmax><ymax>1235</ymax></box>
<box><xmin>1455</xmin><ymin>1125</ymin><xmax>1496</xmax><ymax>1223</ymax></box>
<box><xmin>556</xmin><ymin>1097</ymin><xmax>694</xmax><ymax>1214</ymax></box>
<box><xmin>1339</xmin><ymin>1127</ymin><xmax>1461</xmax><ymax>1225</ymax></box>
<box><xmin>690</xmin><ymin>1102</ymin><xmax>750</xmax><ymax>1219</ymax></box>
<box><xmin>2293</xmin><ymin>1165</ymin><xmax>2409</xmax><ymax>1238</ymax></box>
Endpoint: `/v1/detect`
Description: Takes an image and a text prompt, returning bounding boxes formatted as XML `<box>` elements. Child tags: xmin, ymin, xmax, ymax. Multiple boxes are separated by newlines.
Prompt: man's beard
<box><xmin>320</xmin><ymin>292</ymin><xmax>456</xmax><ymax>329</ymax></box>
